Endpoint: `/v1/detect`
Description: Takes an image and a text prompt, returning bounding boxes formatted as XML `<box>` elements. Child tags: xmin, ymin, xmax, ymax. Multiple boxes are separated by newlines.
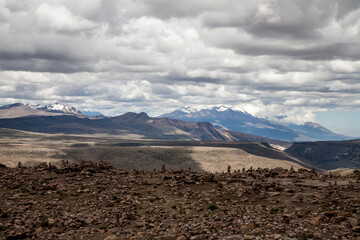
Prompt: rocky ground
<box><xmin>0</xmin><ymin>161</ymin><xmax>360</xmax><ymax>240</ymax></box>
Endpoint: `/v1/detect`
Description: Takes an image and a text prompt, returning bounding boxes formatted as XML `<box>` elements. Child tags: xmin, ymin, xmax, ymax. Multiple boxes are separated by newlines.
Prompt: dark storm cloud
<box><xmin>1</xmin><ymin>0</ymin><xmax>360</xmax><ymax>123</ymax></box>
<box><xmin>336</xmin><ymin>0</ymin><xmax>360</xmax><ymax>19</ymax></box>
<box><xmin>0</xmin><ymin>59</ymin><xmax>93</xmax><ymax>73</ymax></box>
<box><xmin>150</xmin><ymin>84</ymin><xmax>174</xmax><ymax>96</ymax></box>
<box><xmin>231</xmin><ymin>42</ymin><xmax>360</xmax><ymax>61</ymax></box>
<box><xmin>202</xmin><ymin>0</ymin><xmax>335</xmax><ymax>39</ymax></box>
<box><xmin>133</xmin><ymin>0</ymin><xmax>236</xmax><ymax>19</ymax></box>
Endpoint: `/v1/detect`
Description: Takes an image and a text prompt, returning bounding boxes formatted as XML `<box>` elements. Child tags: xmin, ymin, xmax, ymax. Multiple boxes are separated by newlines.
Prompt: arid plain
<box><xmin>0</xmin><ymin>128</ymin><xmax>304</xmax><ymax>172</ymax></box>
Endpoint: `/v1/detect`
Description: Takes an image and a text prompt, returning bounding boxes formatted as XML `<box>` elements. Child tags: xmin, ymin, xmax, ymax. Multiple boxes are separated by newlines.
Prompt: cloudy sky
<box><xmin>1</xmin><ymin>0</ymin><xmax>360</xmax><ymax>136</ymax></box>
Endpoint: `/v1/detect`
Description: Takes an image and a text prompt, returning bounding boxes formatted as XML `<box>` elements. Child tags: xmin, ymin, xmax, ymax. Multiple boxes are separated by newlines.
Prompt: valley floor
<box><xmin>0</xmin><ymin>128</ymin><xmax>305</xmax><ymax>172</ymax></box>
<box><xmin>1</xmin><ymin>161</ymin><xmax>360</xmax><ymax>239</ymax></box>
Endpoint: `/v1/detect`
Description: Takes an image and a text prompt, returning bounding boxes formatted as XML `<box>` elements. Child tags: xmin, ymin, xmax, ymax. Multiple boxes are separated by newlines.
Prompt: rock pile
<box><xmin>0</xmin><ymin>162</ymin><xmax>359</xmax><ymax>239</ymax></box>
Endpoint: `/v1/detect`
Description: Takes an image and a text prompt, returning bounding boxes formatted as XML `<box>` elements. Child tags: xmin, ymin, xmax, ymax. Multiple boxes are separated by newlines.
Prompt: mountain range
<box><xmin>0</xmin><ymin>102</ymin><xmax>349</xmax><ymax>143</ymax></box>
<box><xmin>0</xmin><ymin>102</ymin><xmax>104</xmax><ymax>119</ymax></box>
<box><xmin>0</xmin><ymin>103</ymin><xmax>287</xmax><ymax>145</ymax></box>
<box><xmin>1</xmin><ymin>102</ymin><xmax>359</xmax><ymax>170</ymax></box>
<box><xmin>160</xmin><ymin>105</ymin><xmax>349</xmax><ymax>142</ymax></box>
<box><xmin>31</xmin><ymin>102</ymin><xmax>82</xmax><ymax>115</ymax></box>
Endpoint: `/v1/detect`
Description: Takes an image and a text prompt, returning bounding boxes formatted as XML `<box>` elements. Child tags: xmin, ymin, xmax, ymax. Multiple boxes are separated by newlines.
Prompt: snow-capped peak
<box><xmin>32</xmin><ymin>102</ymin><xmax>82</xmax><ymax>114</ymax></box>
<box><xmin>212</xmin><ymin>105</ymin><xmax>234</xmax><ymax>112</ymax></box>
<box><xmin>178</xmin><ymin>105</ymin><xmax>207</xmax><ymax>113</ymax></box>
<box><xmin>304</xmin><ymin>122</ymin><xmax>322</xmax><ymax>128</ymax></box>
<box><xmin>29</xmin><ymin>104</ymin><xmax>41</xmax><ymax>109</ymax></box>
<box><xmin>304</xmin><ymin>122</ymin><xmax>332</xmax><ymax>133</ymax></box>
<box><xmin>177</xmin><ymin>105</ymin><xmax>245</xmax><ymax>113</ymax></box>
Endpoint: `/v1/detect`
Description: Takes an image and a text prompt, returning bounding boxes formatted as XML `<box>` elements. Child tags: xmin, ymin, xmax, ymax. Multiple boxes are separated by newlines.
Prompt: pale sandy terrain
<box><xmin>188</xmin><ymin>146</ymin><xmax>302</xmax><ymax>172</ymax></box>
<box><xmin>0</xmin><ymin>145</ymin><xmax>62</xmax><ymax>167</ymax></box>
<box><xmin>0</xmin><ymin>128</ymin><xmax>305</xmax><ymax>171</ymax></box>
<box><xmin>147</xmin><ymin>146</ymin><xmax>303</xmax><ymax>172</ymax></box>
<box><xmin>325</xmin><ymin>168</ymin><xmax>358</xmax><ymax>176</ymax></box>
<box><xmin>0</xmin><ymin>129</ymin><xmax>96</xmax><ymax>167</ymax></box>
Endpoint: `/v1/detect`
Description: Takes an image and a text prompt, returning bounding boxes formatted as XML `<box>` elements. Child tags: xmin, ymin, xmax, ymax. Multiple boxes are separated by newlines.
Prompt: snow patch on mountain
<box><xmin>161</xmin><ymin>105</ymin><xmax>350</xmax><ymax>142</ymax></box>
<box><xmin>304</xmin><ymin>122</ymin><xmax>327</xmax><ymax>130</ymax></box>
<box><xmin>32</xmin><ymin>102</ymin><xmax>82</xmax><ymax>114</ymax></box>
<box><xmin>177</xmin><ymin>105</ymin><xmax>247</xmax><ymax>114</ymax></box>
<box><xmin>178</xmin><ymin>106</ymin><xmax>205</xmax><ymax>114</ymax></box>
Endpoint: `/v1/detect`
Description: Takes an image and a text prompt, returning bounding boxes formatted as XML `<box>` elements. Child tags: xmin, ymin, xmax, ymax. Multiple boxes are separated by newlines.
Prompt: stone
<box><xmin>48</xmin><ymin>218</ymin><xmax>56</xmax><ymax>226</ymax></box>
<box><xmin>309</xmin><ymin>216</ymin><xmax>323</xmax><ymax>225</ymax></box>
<box><xmin>221</xmin><ymin>236</ymin><xmax>243</xmax><ymax>240</ymax></box>
<box><xmin>244</xmin><ymin>234</ymin><xmax>254</xmax><ymax>240</ymax></box>
<box><xmin>104</xmin><ymin>235</ymin><xmax>120</xmax><ymax>240</ymax></box>
<box><xmin>241</xmin><ymin>222</ymin><xmax>256</xmax><ymax>230</ymax></box>
<box><xmin>348</xmin><ymin>217</ymin><xmax>358</xmax><ymax>227</ymax></box>
<box><xmin>177</xmin><ymin>235</ymin><xmax>187</xmax><ymax>240</ymax></box>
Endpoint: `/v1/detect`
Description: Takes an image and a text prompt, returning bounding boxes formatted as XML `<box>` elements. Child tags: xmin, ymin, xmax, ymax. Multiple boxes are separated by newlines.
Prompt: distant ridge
<box><xmin>0</xmin><ymin>102</ymin><xmax>105</xmax><ymax>119</ymax></box>
<box><xmin>33</xmin><ymin>102</ymin><xmax>82</xmax><ymax>115</ymax></box>
<box><xmin>0</xmin><ymin>103</ymin><xmax>63</xmax><ymax>119</ymax></box>
<box><xmin>0</xmin><ymin>111</ymin><xmax>288</xmax><ymax>146</ymax></box>
<box><xmin>160</xmin><ymin>105</ymin><xmax>349</xmax><ymax>142</ymax></box>
<box><xmin>0</xmin><ymin>103</ymin><xmax>24</xmax><ymax>110</ymax></box>
<box><xmin>286</xmin><ymin>139</ymin><xmax>360</xmax><ymax>170</ymax></box>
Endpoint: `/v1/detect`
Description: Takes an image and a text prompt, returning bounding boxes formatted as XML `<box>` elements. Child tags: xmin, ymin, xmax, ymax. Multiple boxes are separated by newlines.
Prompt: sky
<box><xmin>0</xmin><ymin>0</ymin><xmax>360</xmax><ymax>137</ymax></box>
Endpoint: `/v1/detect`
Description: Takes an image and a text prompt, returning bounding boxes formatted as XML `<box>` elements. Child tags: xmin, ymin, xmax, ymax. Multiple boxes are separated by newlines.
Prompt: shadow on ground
<box><xmin>0</xmin><ymin>128</ymin><xmax>307</xmax><ymax>171</ymax></box>
<box><xmin>61</xmin><ymin>146</ymin><xmax>204</xmax><ymax>172</ymax></box>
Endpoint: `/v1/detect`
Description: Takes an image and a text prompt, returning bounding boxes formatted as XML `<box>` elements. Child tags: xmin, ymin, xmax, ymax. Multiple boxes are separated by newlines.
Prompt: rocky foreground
<box><xmin>0</xmin><ymin>161</ymin><xmax>360</xmax><ymax>240</ymax></box>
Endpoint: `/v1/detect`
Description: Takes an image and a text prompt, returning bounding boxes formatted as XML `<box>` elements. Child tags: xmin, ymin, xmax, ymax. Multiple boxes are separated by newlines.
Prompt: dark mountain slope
<box><xmin>0</xmin><ymin>113</ymin><xmax>227</xmax><ymax>141</ymax></box>
<box><xmin>161</xmin><ymin>106</ymin><xmax>349</xmax><ymax>142</ymax></box>
<box><xmin>0</xmin><ymin>112</ymin><xmax>289</xmax><ymax>145</ymax></box>
<box><xmin>285</xmin><ymin>140</ymin><xmax>360</xmax><ymax>170</ymax></box>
